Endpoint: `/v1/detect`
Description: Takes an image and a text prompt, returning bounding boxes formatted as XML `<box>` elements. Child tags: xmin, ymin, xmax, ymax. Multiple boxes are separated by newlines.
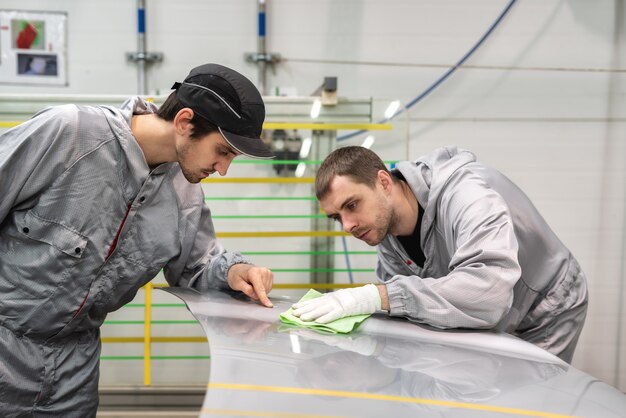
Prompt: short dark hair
<box><xmin>315</xmin><ymin>146</ymin><xmax>390</xmax><ymax>199</ymax></box>
<box><xmin>156</xmin><ymin>91</ymin><xmax>219</xmax><ymax>139</ymax></box>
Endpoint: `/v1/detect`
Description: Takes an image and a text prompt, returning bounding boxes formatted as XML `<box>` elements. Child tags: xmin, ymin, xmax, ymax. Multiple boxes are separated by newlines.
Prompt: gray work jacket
<box><xmin>0</xmin><ymin>97</ymin><xmax>247</xmax><ymax>341</ymax></box>
<box><xmin>377</xmin><ymin>146</ymin><xmax>587</xmax><ymax>337</ymax></box>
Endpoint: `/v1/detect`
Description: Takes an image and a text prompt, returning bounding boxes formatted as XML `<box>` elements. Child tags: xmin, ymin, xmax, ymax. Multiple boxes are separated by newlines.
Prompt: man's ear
<box><xmin>378</xmin><ymin>170</ymin><xmax>393</xmax><ymax>193</ymax></box>
<box><xmin>174</xmin><ymin>108</ymin><xmax>195</xmax><ymax>136</ymax></box>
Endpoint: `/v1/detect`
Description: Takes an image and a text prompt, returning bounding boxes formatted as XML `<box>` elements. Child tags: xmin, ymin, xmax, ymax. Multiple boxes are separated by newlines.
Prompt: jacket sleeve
<box><xmin>383</xmin><ymin>171</ymin><xmax>521</xmax><ymax>329</ymax></box>
<box><xmin>0</xmin><ymin>106</ymin><xmax>79</xmax><ymax>223</ymax></box>
<box><xmin>163</xmin><ymin>174</ymin><xmax>252</xmax><ymax>292</ymax></box>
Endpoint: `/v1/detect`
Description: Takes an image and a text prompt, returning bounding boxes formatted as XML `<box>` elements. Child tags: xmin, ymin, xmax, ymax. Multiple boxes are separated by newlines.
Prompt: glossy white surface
<box><xmin>164</xmin><ymin>288</ymin><xmax>626</xmax><ymax>418</ymax></box>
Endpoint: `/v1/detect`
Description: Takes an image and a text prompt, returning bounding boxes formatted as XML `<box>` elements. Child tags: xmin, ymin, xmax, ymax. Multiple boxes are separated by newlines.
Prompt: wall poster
<box><xmin>0</xmin><ymin>10</ymin><xmax>67</xmax><ymax>86</ymax></box>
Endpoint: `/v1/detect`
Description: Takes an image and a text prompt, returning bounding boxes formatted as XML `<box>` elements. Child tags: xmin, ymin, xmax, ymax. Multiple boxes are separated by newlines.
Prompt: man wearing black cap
<box><xmin>0</xmin><ymin>63</ymin><xmax>274</xmax><ymax>416</ymax></box>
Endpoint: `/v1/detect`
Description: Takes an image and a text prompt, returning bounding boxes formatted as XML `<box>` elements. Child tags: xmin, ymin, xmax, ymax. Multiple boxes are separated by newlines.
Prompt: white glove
<box><xmin>291</xmin><ymin>284</ymin><xmax>382</xmax><ymax>324</ymax></box>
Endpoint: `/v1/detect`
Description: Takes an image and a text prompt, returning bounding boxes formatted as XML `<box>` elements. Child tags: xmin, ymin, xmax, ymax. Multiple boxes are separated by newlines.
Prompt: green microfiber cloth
<box><xmin>279</xmin><ymin>288</ymin><xmax>371</xmax><ymax>334</ymax></box>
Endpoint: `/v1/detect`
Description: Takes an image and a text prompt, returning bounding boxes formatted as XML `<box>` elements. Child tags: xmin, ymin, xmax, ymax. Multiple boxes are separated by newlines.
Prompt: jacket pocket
<box><xmin>18</xmin><ymin>211</ymin><xmax>88</xmax><ymax>258</ymax></box>
<box><xmin>0</xmin><ymin>211</ymin><xmax>89</xmax><ymax>338</ymax></box>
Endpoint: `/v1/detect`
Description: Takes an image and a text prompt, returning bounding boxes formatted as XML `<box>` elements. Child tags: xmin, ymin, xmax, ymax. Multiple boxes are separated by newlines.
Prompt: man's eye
<box><xmin>347</xmin><ymin>201</ymin><xmax>357</xmax><ymax>210</ymax></box>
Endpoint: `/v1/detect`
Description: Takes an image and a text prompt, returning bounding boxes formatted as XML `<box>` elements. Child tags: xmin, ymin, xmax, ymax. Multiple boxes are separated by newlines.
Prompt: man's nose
<box><xmin>342</xmin><ymin>216</ymin><xmax>357</xmax><ymax>233</ymax></box>
<box><xmin>217</xmin><ymin>159</ymin><xmax>232</xmax><ymax>176</ymax></box>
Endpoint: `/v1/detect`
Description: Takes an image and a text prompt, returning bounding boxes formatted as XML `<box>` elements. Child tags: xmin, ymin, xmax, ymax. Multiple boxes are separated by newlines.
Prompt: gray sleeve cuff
<box><xmin>189</xmin><ymin>251</ymin><xmax>253</xmax><ymax>292</ymax></box>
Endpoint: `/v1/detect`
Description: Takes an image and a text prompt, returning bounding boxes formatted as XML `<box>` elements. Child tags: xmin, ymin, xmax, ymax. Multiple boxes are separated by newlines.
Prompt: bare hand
<box><xmin>227</xmin><ymin>264</ymin><xmax>274</xmax><ymax>307</ymax></box>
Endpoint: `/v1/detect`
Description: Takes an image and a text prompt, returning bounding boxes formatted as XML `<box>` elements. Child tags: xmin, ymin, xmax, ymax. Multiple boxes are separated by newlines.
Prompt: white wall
<box><xmin>2</xmin><ymin>0</ymin><xmax>624</xmax><ymax>392</ymax></box>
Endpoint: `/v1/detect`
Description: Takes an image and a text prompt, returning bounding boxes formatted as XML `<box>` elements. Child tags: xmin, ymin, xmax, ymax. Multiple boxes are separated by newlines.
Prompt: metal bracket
<box><xmin>244</xmin><ymin>52</ymin><xmax>282</xmax><ymax>64</ymax></box>
<box><xmin>310</xmin><ymin>77</ymin><xmax>338</xmax><ymax>106</ymax></box>
<box><xmin>126</xmin><ymin>52</ymin><xmax>164</xmax><ymax>63</ymax></box>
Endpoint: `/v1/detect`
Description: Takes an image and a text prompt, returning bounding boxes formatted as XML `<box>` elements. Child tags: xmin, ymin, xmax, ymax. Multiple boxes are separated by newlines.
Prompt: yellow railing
<box><xmin>143</xmin><ymin>282</ymin><xmax>152</xmax><ymax>386</ymax></box>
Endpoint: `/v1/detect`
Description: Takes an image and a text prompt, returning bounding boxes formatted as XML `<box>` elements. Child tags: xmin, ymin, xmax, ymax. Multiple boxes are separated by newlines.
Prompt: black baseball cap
<box><xmin>171</xmin><ymin>63</ymin><xmax>274</xmax><ymax>159</ymax></box>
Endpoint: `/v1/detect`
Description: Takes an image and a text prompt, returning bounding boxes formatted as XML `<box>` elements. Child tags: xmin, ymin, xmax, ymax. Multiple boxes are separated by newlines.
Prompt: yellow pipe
<box><xmin>151</xmin><ymin>283</ymin><xmax>169</xmax><ymax>288</ymax></box>
<box><xmin>263</xmin><ymin>122</ymin><xmax>392</xmax><ymax>131</ymax></box>
<box><xmin>202</xmin><ymin>177</ymin><xmax>313</xmax><ymax>184</ymax></box>
<box><xmin>143</xmin><ymin>282</ymin><xmax>152</xmax><ymax>386</ymax></box>
<box><xmin>217</xmin><ymin>231</ymin><xmax>347</xmax><ymax>238</ymax></box>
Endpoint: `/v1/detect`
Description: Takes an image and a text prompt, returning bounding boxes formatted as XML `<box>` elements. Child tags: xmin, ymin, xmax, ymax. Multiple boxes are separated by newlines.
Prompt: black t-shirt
<box><xmin>393</xmin><ymin>172</ymin><xmax>426</xmax><ymax>268</ymax></box>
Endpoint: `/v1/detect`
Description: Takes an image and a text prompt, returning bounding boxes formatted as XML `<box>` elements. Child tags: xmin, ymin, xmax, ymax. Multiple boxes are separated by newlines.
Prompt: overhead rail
<box><xmin>1</xmin><ymin>120</ymin><xmax>391</xmax><ymax>131</ymax></box>
<box><xmin>0</xmin><ymin>94</ymin><xmax>389</xmax><ymax>124</ymax></box>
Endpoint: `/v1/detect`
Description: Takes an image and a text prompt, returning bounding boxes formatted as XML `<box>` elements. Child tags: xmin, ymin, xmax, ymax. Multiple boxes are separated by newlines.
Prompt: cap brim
<box><xmin>218</xmin><ymin>127</ymin><xmax>275</xmax><ymax>159</ymax></box>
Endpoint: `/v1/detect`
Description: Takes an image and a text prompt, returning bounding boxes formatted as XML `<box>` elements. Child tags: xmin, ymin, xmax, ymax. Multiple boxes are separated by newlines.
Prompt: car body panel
<box><xmin>163</xmin><ymin>287</ymin><xmax>626</xmax><ymax>418</ymax></box>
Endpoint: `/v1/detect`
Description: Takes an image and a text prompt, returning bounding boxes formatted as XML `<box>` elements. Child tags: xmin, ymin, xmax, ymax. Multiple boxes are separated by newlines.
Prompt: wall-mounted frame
<box><xmin>0</xmin><ymin>10</ymin><xmax>67</xmax><ymax>86</ymax></box>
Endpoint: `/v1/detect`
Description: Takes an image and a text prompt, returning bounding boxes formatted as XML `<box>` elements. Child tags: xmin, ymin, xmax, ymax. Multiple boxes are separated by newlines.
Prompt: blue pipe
<box><xmin>258</xmin><ymin>11</ymin><xmax>266</xmax><ymax>37</ymax></box>
<box><xmin>137</xmin><ymin>7</ymin><xmax>145</xmax><ymax>34</ymax></box>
